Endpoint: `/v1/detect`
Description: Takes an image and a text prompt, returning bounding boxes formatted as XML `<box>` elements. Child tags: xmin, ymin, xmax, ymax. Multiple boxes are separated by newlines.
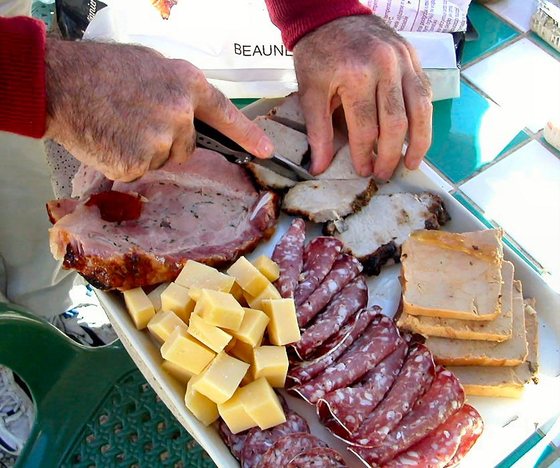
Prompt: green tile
<box><xmin>427</xmin><ymin>81</ymin><xmax>529</xmax><ymax>183</ymax></box>
<box><xmin>463</xmin><ymin>3</ymin><xmax>519</xmax><ymax>65</ymax></box>
<box><xmin>233</xmin><ymin>98</ymin><xmax>258</xmax><ymax>109</ymax></box>
<box><xmin>530</xmin><ymin>31</ymin><xmax>560</xmax><ymax>61</ymax></box>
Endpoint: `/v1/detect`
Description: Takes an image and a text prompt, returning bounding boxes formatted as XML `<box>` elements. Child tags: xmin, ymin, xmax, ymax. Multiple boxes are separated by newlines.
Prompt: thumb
<box><xmin>195</xmin><ymin>83</ymin><xmax>274</xmax><ymax>159</ymax></box>
<box><xmin>300</xmin><ymin>90</ymin><xmax>335</xmax><ymax>175</ymax></box>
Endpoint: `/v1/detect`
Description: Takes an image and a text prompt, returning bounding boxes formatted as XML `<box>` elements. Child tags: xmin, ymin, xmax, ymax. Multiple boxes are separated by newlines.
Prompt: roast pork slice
<box><xmin>246</xmin><ymin>116</ymin><xmax>309</xmax><ymax>191</ymax></box>
<box><xmin>71</xmin><ymin>164</ymin><xmax>112</xmax><ymax>199</ymax></box>
<box><xmin>317</xmin><ymin>144</ymin><xmax>360</xmax><ymax>180</ymax></box>
<box><xmin>48</xmin><ymin>149</ymin><xmax>279</xmax><ymax>290</ymax></box>
<box><xmin>282</xmin><ymin>178</ymin><xmax>377</xmax><ymax>223</ymax></box>
<box><xmin>267</xmin><ymin>92</ymin><xmax>306</xmax><ymax>132</ymax></box>
<box><xmin>324</xmin><ymin>192</ymin><xmax>450</xmax><ymax>275</ymax></box>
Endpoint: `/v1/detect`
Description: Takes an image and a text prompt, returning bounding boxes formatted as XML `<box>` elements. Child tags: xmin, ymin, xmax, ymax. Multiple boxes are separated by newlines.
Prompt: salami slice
<box><xmin>260</xmin><ymin>432</ymin><xmax>328</xmax><ymax>467</ymax></box>
<box><xmin>294</xmin><ymin>276</ymin><xmax>368</xmax><ymax>359</ymax></box>
<box><xmin>297</xmin><ymin>254</ymin><xmax>363</xmax><ymax>327</ymax></box>
<box><xmin>217</xmin><ymin>419</ymin><xmax>247</xmax><ymax>461</ymax></box>
<box><xmin>292</xmin><ymin>315</ymin><xmax>401</xmax><ymax>403</ymax></box>
<box><xmin>295</xmin><ymin>237</ymin><xmax>344</xmax><ymax>306</ymax></box>
<box><xmin>318</xmin><ymin>340</ymin><xmax>407</xmax><ymax>437</ymax></box>
<box><xmin>384</xmin><ymin>404</ymin><xmax>483</xmax><ymax>468</ymax></box>
<box><xmin>287</xmin><ymin>308</ymin><xmax>378</xmax><ymax>386</ymax></box>
<box><xmin>272</xmin><ymin>218</ymin><xmax>306</xmax><ymax>298</ymax></box>
<box><xmin>351</xmin><ymin>344</ymin><xmax>436</xmax><ymax>447</ymax></box>
<box><xmin>349</xmin><ymin>367</ymin><xmax>465</xmax><ymax>465</ymax></box>
<box><xmin>446</xmin><ymin>406</ymin><xmax>484</xmax><ymax>467</ymax></box>
<box><xmin>241</xmin><ymin>411</ymin><xmax>309</xmax><ymax>468</ymax></box>
<box><xmin>286</xmin><ymin>447</ymin><xmax>347</xmax><ymax>467</ymax></box>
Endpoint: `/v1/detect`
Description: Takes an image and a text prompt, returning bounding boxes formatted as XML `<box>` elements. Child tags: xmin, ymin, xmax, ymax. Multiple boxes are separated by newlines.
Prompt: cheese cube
<box><xmin>218</xmin><ymin>389</ymin><xmax>256</xmax><ymax>434</ymax></box>
<box><xmin>147</xmin><ymin>310</ymin><xmax>187</xmax><ymax>343</ymax></box>
<box><xmin>185</xmin><ymin>374</ymin><xmax>219</xmax><ymax>426</ymax></box>
<box><xmin>252</xmin><ymin>346</ymin><xmax>289</xmax><ymax>388</ymax></box>
<box><xmin>188</xmin><ymin>314</ymin><xmax>232</xmax><ymax>353</ymax></box>
<box><xmin>252</xmin><ymin>256</ymin><xmax>280</xmax><ymax>282</ymax></box>
<box><xmin>188</xmin><ymin>287</ymin><xmax>202</xmax><ymax>302</ymax></box>
<box><xmin>226</xmin><ymin>308</ymin><xmax>269</xmax><ymax>348</ymax></box>
<box><xmin>261</xmin><ymin>299</ymin><xmax>301</xmax><ymax>346</ymax></box>
<box><xmin>241</xmin><ymin>371</ymin><xmax>254</xmax><ymax>386</ymax></box>
<box><xmin>244</xmin><ymin>283</ymin><xmax>281</xmax><ymax>310</ymax></box>
<box><xmin>192</xmin><ymin>352</ymin><xmax>249</xmax><ymax>404</ymax></box>
<box><xmin>227</xmin><ymin>257</ymin><xmax>270</xmax><ymax>296</ymax></box>
<box><xmin>228</xmin><ymin>339</ymin><xmax>256</xmax><ymax>364</ymax></box>
<box><xmin>160</xmin><ymin>282</ymin><xmax>194</xmax><ymax>322</ymax></box>
<box><xmin>197</xmin><ymin>289</ymin><xmax>245</xmax><ymax>331</ymax></box>
<box><xmin>162</xmin><ymin>359</ymin><xmax>193</xmax><ymax>384</ymax></box>
<box><xmin>176</xmin><ymin>260</ymin><xmax>235</xmax><ymax>292</ymax></box>
<box><xmin>230</xmin><ymin>282</ymin><xmax>247</xmax><ymax>306</ymax></box>
<box><xmin>123</xmin><ymin>287</ymin><xmax>155</xmax><ymax>329</ymax></box>
<box><xmin>161</xmin><ymin>328</ymin><xmax>215</xmax><ymax>375</ymax></box>
<box><xmin>240</xmin><ymin>377</ymin><xmax>286</xmax><ymax>430</ymax></box>
<box><xmin>147</xmin><ymin>283</ymin><xmax>169</xmax><ymax>312</ymax></box>
<box><xmin>225</xmin><ymin>338</ymin><xmax>238</xmax><ymax>352</ymax></box>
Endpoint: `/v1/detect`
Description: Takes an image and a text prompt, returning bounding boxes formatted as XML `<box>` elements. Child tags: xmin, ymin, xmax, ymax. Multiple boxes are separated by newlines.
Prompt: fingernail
<box><xmin>374</xmin><ymin>168</ymin><xmax>390</xmax><ymax>180</ymax></box>
<box><xmin>257</xmin><ymin>136</ymin><xmax>273</xmax><ymax>158</ymax></box>
<box><xmin>358</xmin><ymin>162</ymin><xmax>373</xmax><ymax>177</ymax></box>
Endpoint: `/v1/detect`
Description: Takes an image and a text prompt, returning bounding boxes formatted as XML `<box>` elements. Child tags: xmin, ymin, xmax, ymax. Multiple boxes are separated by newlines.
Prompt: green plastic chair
<box><xmin>0</xmin><ymin>302</ymin><xmax>216</xmax><ymax>467</ymax></box>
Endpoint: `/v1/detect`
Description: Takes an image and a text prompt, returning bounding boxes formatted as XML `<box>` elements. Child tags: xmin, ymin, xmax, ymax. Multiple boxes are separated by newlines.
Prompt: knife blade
<box><xmin>194</xmin><ymin>118</ymin><xmax>315</xmax><ymax>182</ymax></box>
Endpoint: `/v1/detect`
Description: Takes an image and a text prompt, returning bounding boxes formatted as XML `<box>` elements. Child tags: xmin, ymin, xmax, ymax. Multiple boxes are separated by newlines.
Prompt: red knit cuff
<box><xmin>265</xmin><ymin>0</ymin><xmax>372</xmax><ymax>50</ymax></box>
<box><xmin>0</xmin><ymin>16</ymin><xmax>47</xmax><ymax>139</ymax></box>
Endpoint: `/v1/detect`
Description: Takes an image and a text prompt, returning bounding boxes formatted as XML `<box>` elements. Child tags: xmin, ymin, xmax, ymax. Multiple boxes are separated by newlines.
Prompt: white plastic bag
<box><xmin>84</xmin><ymin>0</ymin><xmax>465</xmax><ymax>100</ymax></box>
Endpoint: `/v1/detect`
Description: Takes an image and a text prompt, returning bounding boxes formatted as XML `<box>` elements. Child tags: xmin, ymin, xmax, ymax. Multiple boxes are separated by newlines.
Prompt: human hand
<box><xmin>293</xmin><ymin>15</ymin><xmax>432</xmax><ymax>180</ymax></box>
<box><xmin>45</xmin><ymin>39</ymin><xmax>273</xmax><ymax>182</ymax></box>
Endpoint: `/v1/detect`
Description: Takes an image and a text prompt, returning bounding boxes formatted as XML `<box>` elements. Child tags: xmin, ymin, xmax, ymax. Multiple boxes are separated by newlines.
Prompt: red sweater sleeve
<box><xmin>264</xmin><ymin>0</ymin><xmax>372</xmax><ymax>50</ymax></box>
<box><xmin>0</xmin><ymin>16</ymin><xmax>47</xmax><ymax>139</ymax></box>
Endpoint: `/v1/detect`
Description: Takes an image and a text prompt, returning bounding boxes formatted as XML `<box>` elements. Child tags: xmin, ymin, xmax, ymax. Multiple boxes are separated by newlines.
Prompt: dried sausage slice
<box><xmin>446</xmin><ymin>406</ymin><xmax>484</xmax><ymax>467</ymax></box>
<box><xmin>260</xmin><ymin>432</ymin><xmax>327</xmax><ymax>467</ymax></box>
<box><xmin>272</xmin><ymin>218</ymin><xmax>306</xmax><ymax>298</ymax></box>
<box><xmin>318</xmin><ymin>340</ymin><xmax>407</xmax><ymax>437</ymax></box>
<box><xmin>351</xmin><ymin>344</ymin><xmax>436</xmax><ymax>447</ymax></box>
<box><xmin>294</xmin><ymin>276</ymin><xmax>368</xmax><ymax>359</ymax></box>
<box><xmin>295</xmin><ymin>237</ymin><xmax>343</xmax><ymax>306</ymax></box>
<box><xmin>217</xmin><ymin>419</ymin><xmax>247</xmax><ymax>461</ymax></box>
<box><xmin>349</xmin><ymin>367</ymin><xmax>465</xmax><ymax>465</ymax></box>
<box><xmin>292</xmin><ymin>315</ymin><xmax>401</xmax><ymax>403</ymax></box>
<box><xmin>286</xmin><ymin>447</ymin><xmax>347</xmax><ymax>467</ymax></box>
<box><xmin>287</xmin><ymin>308</ymin><xmax>378</xmax><ymax>386</ymax></box>
<box><xmin>297</xmin><ymin>254</ymin><xmax>363</xmax><ymax>327</ymax></box>
<box><xmin>384</xmin><ymin>404</ymin><xmax>483</xmax><ymax>468</ymax></box>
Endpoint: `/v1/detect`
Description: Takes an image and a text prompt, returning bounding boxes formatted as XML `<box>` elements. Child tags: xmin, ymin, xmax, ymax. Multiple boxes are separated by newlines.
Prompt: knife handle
<box><xmin>193</xmin><ymin>118</ymin><xmax>247</xmax><ymax>154</ymax></box>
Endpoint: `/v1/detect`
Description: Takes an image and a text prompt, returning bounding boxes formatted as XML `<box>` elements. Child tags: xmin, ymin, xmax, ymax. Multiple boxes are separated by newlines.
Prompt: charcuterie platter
<box><xmin>76</xmin><ymin>98</ymin><xmax>560</xmax><ymax>467</ymax></box>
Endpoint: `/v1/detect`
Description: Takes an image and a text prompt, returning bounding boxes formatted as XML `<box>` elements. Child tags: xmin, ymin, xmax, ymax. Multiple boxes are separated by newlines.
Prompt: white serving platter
<box><xmin>97</xmin><ymin>99</ymin><xmax>560</xmax><ymax>467</ymax></box>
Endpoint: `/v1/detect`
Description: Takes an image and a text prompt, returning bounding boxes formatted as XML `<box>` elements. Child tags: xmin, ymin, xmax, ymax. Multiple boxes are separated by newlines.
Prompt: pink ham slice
<box><xmin>47</xmin><ymin>149</ymin><xmax>279</xmax><ymax>290</ymax></box>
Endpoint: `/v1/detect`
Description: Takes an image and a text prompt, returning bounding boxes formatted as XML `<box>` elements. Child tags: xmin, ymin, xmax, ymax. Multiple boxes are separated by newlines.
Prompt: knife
<box><xmin>194</xmin><ymin>118</ymin><xmax>315</xmax><ymax>182</ymax></box>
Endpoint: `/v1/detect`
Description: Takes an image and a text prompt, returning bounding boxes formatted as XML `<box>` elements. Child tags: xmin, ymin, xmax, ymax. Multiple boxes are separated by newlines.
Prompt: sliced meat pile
<box><xmin>47</xmin><ymin>149</ymin><xmax>279</xmax><ymax>290</ymax></box>
<box><xmin>266</xmin><ymin>219</ymin><xmax>483</xmax><ymax>467</ymax></box>
<box><xmin>218</xmin><ymin>398</ymin><xmax>347</xmax><ymax>468</ymax></box>
<box><xmin>325</xmin><ymin>192</ymin><xmax>450</xmax><ymax>275</ymax></box>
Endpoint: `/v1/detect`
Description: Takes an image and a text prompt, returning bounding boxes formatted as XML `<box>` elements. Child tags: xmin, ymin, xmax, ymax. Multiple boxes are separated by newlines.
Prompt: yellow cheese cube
<box><xmin>192</xmin><ymin>352</ymin><xmax>249</xmax><ymax>404</ymax></box>
<box><xmin>147</xmin><ymin>282</ymin><xmax>169</xmax><ymax>312</ymax></box>
<box><xmin>252</xmin><ymin>256</ymin><xmax>280</xmax><ymax>282</ymax></box>
<box><xmin>225</xmin><ymin>338</ymin><xmax>237</xmax><ymax>352</ymax></box>
<box><xmin>252</xmin><ymin>346</ymin><xmax>289</xmax><ymax>388</ymax></box>
<box><xmin>161</xmin><ymin>327</ymin><xmax>215</xmax><ymax>375</ymax></box>
<box><xmin>228</xmin><ymin>339</ymin><xmax>256</xmax><ymax>364</ymax></box>
<box><xmin>160</xmin><ymin>282</ymin><xmax>194</xmax><ymax>322</ymax></box>
<box><xmin>261</xmin><ymin>299</ymin><xmax>301</xmax><ymax>346</ymax></box>
<box><xmin>227</xmin><ymin>257</ymin><xmax>270</xmax><ymax>296</ymax></box>
<box><xmin>188</xmin><ymin>287</ymin><xmax>202</xmax><ymax>302</ymax></box>
<box><xmin>241</xmin><ymin>369</ymin><xmax>254</xmax><ymax>386</ymax></box>
<box><xmin>197</xmin><ymin>289</ymin><xmax>245</xmax><ymax>331</ymax></box>
<box><xmin>218</xmin><ymin>389</ymin><xmax>257</xmax><ymax>434</ymax></box>
<box><xmin>226</xmin><ymin>308</ymin><xmax>269</xmax><ymax>348</ymax></box>
<box><xmin>230</xmin><ymin>282</ymin><xmax>247</xmax><ymax>306</ymax></box>
<box><xmin>162</xmin><ymin>359</ymin><xmax>193</xmax><ymax>384</ymax></box>
<box><xmin>147</xmin><ymin>310</ymin><xmax>187</xmax><ymax>343</ymax></box>
<box><xmin>240</xmin><ymin>377</ymin><xmax>286</xmax><ymax>430</ymax></box>
<box><xmin>188</xmin><ymin>314</ymin><xmax>232</xmax><ymax>353</ymax></box>
<box><xmin>176</xmin><ymin>260</ymin><xmax>235</xmax><ymax>292</ymax></box>
<box><xmin>185</xmin><ymin>374</ymin><xmax>219</xmax><ymax>426</ymax></box>
<box><xmin>244</xmin><ymin>283</ymin><xmax>281</xmax><ymax>310</ymax></box>
<box><xmin>123</xmin><ymin>287</ymin><xmax>155</xmax><ymax>329</ymax></box>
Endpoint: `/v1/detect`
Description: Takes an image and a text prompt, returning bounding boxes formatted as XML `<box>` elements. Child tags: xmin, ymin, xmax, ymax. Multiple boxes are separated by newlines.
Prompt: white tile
<box><xmin>463</xmin><ymin>38</ymin><xmax>560</xmax><ymax>133</ymax></box>
<box><xmin>460</xmin><ymin>140</ymin><xmax>560</xmax><ymax>289</ymax></box>
<box><xmin>486</xmin><ymin>0</ymin><xmax>539</xmax><ymax>32</ymax></box>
